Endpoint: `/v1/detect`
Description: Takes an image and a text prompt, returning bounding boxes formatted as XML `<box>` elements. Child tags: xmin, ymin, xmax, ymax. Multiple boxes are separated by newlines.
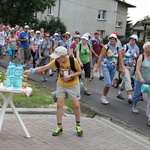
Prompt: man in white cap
<box><xmin>18</xmin><ymin>25</ymin><xmax>30</xmax><ymax>67</ymax></box>
<box><xmin>24</xmin><ymin>46</ymin><xmax>83</xmax><ymax>137</ymax></box>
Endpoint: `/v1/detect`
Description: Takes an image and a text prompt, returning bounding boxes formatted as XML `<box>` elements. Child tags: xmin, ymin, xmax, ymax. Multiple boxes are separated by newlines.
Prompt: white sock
<box><xmin>118</xmin><ymin>90</ymin><xmax>121</xmax><ymax>95</ymax></box>
<box><xmin>128</xmin><ymin>94</ymin><xmax>132</xmax><ymax>99</ymax></box>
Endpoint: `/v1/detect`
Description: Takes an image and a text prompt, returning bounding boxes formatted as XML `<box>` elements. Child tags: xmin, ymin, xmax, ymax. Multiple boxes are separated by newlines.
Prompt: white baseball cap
<box><xmin>81</xmin><ymin>34</ymin><xmax>89</xmax><ymax>41</ymax></box>
<box><xmin>36</xmin><ymin>30</ymin><xmax>40</xmax><ymax>34</ymax></box>
<box><xmin>50</xmin><ymin>46</ymin><xmax>67</xmax><ymax>59</ymax></box>
<box><xmin>24</xmin><ymin>25</ymin><xmax>29</xmax><ymax>29</ymax></box>
<box><xmin>54</xmin><ymin>33</ymin><xmax>59</xmax><ymax>36</ymax></box>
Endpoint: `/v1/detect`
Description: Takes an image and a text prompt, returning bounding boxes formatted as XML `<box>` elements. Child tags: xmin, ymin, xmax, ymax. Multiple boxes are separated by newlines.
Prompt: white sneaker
<box><xmin>132</xmin><ymin>107</ymin><xmax>139</xmax><ymax>114</ymax></box>
<box><xmin>101</xmin><ymin>96</ymin><xmax>109</xmax><ymax>105</ymax></box>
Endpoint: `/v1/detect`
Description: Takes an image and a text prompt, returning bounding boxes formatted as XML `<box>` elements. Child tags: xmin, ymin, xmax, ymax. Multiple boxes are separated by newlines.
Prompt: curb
<box><xmin>80</xmin><ymin>101</ymin><xmax>150</xmax><ymax>139</ymax></box>
<box><xmin>2</xmin><ymin>108</ymin><xmax>56</xmax><ymax>115</ymax></box>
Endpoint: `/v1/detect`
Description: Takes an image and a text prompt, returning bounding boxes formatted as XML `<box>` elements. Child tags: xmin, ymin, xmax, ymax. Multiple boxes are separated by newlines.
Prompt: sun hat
<box><xmin>109</xmin><ymin>34</ymin><xmax>117</xmax><ymax>39</ymax></box>
<box><xmin>24</xmin><ymin>25</ymin><xmax>29</xmax><ymax>29</ymax></box>
<box><xmin>30</xmin><ymin>30</ymin><xmax>34</xmax><ymax>33</ymax></box>
<box><xmin>74</xmin><ymin>35</ymin><xmax>80</xmax><ymax>39</ymax></box>
<box><xmin>50</xmin><ymin>46</ymin><xmax>67</xmax><ymax>59</ymax></box>
<box><xmin>81</xmin><ymin>34</ymin><xmax>89</xmax><ymax>41</ymax></box>
<box><xmin>85</xmin><ymin>33</ymin><xmax>91</xmax><ymax>37</ymax></box>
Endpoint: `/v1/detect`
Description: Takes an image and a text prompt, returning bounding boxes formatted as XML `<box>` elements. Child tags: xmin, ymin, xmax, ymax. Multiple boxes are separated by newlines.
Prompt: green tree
<box><xmin>32</xmin><ymin>17</ymin><xmax>67</xmax><ymax>35</ymax></box>
<box><xmin>0</xmin><ymin>0</ymin><xmax>56</xmax><ymax>26</ymax></box>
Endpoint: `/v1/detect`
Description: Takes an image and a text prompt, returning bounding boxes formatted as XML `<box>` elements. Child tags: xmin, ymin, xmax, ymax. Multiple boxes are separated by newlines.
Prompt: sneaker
<box><xmin>49</xmin><ymin>73</ymin><xmax>54</xmax><ymax>76</ymax></box>
<box><xmin>76</xmin><ymin>125</ymin><xmax>83</xmax><ymax>136</ymax></box>
<box><xmin>44</xmin><ymin>77</ymin><xmax>47</xmax><ymax>81</ymax></box>
<box><xmin>99</xmin><ymin>75</ymin><xmax>104</xmax><ymax>80</ymax></box>
<box><xmin>22</xmin><ymin>63</ymin><xmax>27</xmax><ymax>68</ymax></box>
<box><xmin>52</xmin><ymin>126</ymin><xmax>63</xmax><ymax>136</ymax></box>
<box><xmin>41</xmin><ymin>77</ymin><xmax>45</xmax><ymax>82</ymax></box>
<box><xmin>101</xmin><ymin>96</ymin><xmax>109</xmax><ymax>105</ymax></box>
<box><xmin>132</xmin><ymin>106</ymin><xmax>139</xmax><ymax>114</ymax></box>
<box><xmin>140</xmin><ymin>95</ymin><xmax>144</xmax><ymax>101</ymax></box>
<box><xmin>147</xmin><ymin>120</ymin><xmax>150</xmax><ymax>127</ymax></box>
<box><xmin>2</xmin><ymin>53</ymin><xmax>6</xmax><ymax>56</ymax></box>
<box><xmin>84</xmin><ymin>90</ymin><xmax>91</xmax><ymax>95</ymax></box>
<box><xmin>128</xmin><ymin>98</ymin><xmax>132</xmax><ymax>104</ymax></box>
<box><xmin>117</xmin><ymin>94</ymin><xmax>124</xmax><ymax>99</ymax></box>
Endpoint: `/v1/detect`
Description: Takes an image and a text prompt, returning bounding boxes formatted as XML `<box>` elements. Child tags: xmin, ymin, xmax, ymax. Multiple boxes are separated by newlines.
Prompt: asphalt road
<box><xmin>0</xmin><ymin>54</ymin><xmax>150</xmax><ymax>137</ymax></box>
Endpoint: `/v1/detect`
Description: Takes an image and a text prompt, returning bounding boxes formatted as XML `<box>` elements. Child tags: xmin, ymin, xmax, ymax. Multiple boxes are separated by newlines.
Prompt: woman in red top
<box><xmin>69</xmin><ymin>35</ymin><xmax>80</xmax><ymax>57</ymax></box>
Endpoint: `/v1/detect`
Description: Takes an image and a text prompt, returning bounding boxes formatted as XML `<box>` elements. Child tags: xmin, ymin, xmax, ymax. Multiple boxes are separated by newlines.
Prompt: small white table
<box><xmin>0</xmin><ymin>86</ymin><xmax>32</xmax><ymax>138</ymax></box>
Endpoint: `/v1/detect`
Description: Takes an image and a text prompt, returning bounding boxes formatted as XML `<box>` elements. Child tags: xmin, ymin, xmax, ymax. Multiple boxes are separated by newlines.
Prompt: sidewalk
<box><xmin>0</xmin><ymin>114</ymin><xmax>150</xmax><ymax>150</ymax></box>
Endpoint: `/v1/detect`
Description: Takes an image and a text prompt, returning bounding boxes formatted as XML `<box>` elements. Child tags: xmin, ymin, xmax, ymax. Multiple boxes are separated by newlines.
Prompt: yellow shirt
<box><xmin>50</xmin><ymin>56</ymin><xmax>80</xmax><ymax>87</ymax></box>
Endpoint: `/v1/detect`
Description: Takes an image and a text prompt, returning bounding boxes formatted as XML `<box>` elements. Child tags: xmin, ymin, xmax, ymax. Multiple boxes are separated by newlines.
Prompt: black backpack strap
<box><xmin>87</xmin><ymin>43</ymin><xmax>90</xmax><ymax>50</ymax></box>
<box><xmin>55</xmin><ymin>56</ymin><xmax>77</xmax><ymax>73</ymax></box>
<box><xmin>55</xmin><ymin>60</ymin><xmax>60</xmax><ymax>73</ymax></box>
<box><xmin>142</xmin><ymin>53</ymin><xmax>144</xmax><ymax>61</ymax></box>
<box><xmin>125</xmin><ymin>44</ymin><xmax>128</xmax><ymax>53</ymax></box>
<box><xmin>69</xmin><ymin>56</ymin><xmax>76</xmax><ymax>72</ymax></box>
<box><xmin>79</xmin><ymin>43</ymin><xmax>81</xmax><ymax>51</ymax></box>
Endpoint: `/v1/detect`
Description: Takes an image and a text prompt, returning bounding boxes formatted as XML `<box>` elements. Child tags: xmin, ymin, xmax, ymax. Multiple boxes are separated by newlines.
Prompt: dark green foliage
<box><xmin>32</xmin><ymin>17</ymin><xmax>67</xmax><ymax>35</ymax></box>
<box><xmin>0</xmin><ymin>0</ymin><xmax>56</xmax><ymax>26</ymax></box>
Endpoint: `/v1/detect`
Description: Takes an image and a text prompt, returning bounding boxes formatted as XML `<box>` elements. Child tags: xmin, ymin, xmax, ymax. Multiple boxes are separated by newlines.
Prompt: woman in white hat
<box><xmin>76</xmin><ymin>34</ymin><xmax>92</xmax><ymax>95</ymax></box>
<box><xmin>93</xmin><ymin>34</ymin><xmax>119</xmax><ymax>104</ymax></box>
<box><xmin>117</xmin><ymin>34</ymin><xmax>139</xmax><ymax>104</ymax></box>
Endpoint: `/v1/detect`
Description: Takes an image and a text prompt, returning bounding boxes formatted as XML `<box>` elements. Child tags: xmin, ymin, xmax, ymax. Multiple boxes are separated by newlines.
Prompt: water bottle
<box><xmin>13</xmin><ymin>64</ymin><xmax>24</xmax><ymax>89</ymax></box>
<box><xmin>15</xmin><ymin>64</ymin><xmax>24</xmax><ymax>76</ymax></box>
<box><xmin>7</xmin><ymin>62</ymin><xmax>16</xmax><ymax>76</ymax></box>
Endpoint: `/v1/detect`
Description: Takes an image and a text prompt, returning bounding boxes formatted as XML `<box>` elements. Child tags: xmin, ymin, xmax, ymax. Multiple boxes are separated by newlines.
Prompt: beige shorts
<box><xmin>119</xmin><ymin>66</ymin><xmax>134</xmax><ymax>91</ymax></box>
<box><xmin>18</xmin><ymin>47</ymin><xmax>31</xmax><ymax>61</ymax></box>
<box><xmin>56</xmin><ymin>83</ymin><xmax>81</xmax><ymax>100</ymax></box>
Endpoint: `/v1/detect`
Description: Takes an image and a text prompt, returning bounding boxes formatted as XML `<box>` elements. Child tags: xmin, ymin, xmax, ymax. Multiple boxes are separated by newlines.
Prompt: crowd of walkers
<box><xmin>1</xmin><ymin>23</ymin><xmax>150</xmax><ymax>135</ymax></box>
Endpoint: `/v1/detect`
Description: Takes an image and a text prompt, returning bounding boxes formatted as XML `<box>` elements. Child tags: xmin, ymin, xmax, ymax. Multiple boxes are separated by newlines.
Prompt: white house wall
<box><xmin>37</xmin><ymin>0</ymin><xmax>127</xmax><ymax>37</ymax></box>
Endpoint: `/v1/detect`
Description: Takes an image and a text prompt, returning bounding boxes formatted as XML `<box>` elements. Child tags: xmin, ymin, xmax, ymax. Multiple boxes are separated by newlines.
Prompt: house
<box><xmin>36</xmin><ymin>0</ymin><xmax>135</xmax><ymax>38</ymax></box>
<box><xmin>133</xmin><ymin>21</ymin><xmax>150</xmax><ymax>42</ymax></box>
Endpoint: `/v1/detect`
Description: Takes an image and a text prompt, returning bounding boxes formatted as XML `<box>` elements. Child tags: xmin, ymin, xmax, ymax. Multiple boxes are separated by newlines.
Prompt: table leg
<box><xmin>9</xmin><ymin>97</ymin><xmax>31</xmax><ymax>138</ymax></box>
<box><xmin>0</xmin><ymin>92</ymin><xmax>10</xmax><ymax>131</ymax></box>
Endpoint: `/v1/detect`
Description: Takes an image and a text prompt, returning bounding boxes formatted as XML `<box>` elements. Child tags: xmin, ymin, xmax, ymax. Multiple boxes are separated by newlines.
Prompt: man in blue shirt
<box><xmin>18</xmin><ymin>25</ymin><xmax>30</xmax><ymax>67</ymax></box>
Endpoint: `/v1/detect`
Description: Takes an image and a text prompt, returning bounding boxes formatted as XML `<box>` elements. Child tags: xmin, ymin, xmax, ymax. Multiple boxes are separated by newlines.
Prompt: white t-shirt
<box><xmin>0</xmin><ymin>31</ymin><xmax>7</xmax><ymax>45</ymax></box>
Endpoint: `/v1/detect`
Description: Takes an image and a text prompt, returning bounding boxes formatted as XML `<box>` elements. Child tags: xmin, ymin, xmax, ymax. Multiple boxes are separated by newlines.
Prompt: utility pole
<box><xmin>58</xmin><ymin>0</ymin><xmax>61</xmax><ymax>18</ymax></box>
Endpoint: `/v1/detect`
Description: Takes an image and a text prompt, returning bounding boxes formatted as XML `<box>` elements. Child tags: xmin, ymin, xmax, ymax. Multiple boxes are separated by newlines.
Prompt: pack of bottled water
<box><xmin>5</xmin><ymin>62</ymin><xmax>24</xmax><ymax>89</ymax></box>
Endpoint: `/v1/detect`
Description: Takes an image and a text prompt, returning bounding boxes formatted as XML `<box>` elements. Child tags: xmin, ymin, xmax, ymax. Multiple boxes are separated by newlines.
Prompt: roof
<box><xmin>133</xmin><ymin>26</ymin><xmax>144</xmax><ymax>31</ymax></box>
<box><xmin>115</xmin><ymin>0</ymin><xmax>136</xmax><ymax>8</ymax></box>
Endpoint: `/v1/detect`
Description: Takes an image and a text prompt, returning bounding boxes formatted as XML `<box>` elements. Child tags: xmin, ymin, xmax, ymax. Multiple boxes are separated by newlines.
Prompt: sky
<box><xmin>125</xmin><ymin>0</ymin><xmax>149</xmax><ymax>24</ymax></box>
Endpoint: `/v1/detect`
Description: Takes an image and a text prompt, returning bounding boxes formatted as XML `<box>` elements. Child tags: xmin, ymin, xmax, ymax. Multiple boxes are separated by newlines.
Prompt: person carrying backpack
<box><xmin>93</xmin><ymin>34</ymin><xmax>119</xmax><ymax>105</ymax></box>
<box><xmin>24</xmin><ymin>46</ymin><xmax>83</xmax><ymax>137</ymax></box>
<box><xmin>131</xmin><ymin>42</ymin><xmax>150</xmax><ymax>126</ymax></box>
<box><xmin>117</xmin><ymin>35</ymin><xmax>139</xmax><ymax>104</ymax></box>
<box><xmin>76</xmin><ymin>34</ymin><xmax>93</xmax><ymax>95</ymax></box>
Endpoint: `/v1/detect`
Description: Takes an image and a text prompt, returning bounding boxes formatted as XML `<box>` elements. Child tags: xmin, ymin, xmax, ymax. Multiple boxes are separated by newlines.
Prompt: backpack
<box><xmin>55</xmin><ymin>56</ymin><xmax>77</xmax><ymax>73</ymax></box>
<box><xmin>79</xmin><ymin>43</ymin><xmax>90</xmax><ymax>51</ymax></box>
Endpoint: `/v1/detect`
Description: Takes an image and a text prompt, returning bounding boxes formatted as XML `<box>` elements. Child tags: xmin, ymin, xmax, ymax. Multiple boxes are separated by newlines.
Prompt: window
<box><xmin>137</xmin><ymin>31</ymin><xmax>140</xmax><ymax>38</ymax></box>
<box><xmin>47</xmin><ymin>6</ymin><xmax>53</xmax><ymax>16</ymax></box>
<box><xmin>116</xmin><ymin>22</ymin><xmax>123</xmax><ymax>28</ymax></box>
<box><xmin>98</xmin><ymin>10</ymin><xmax>106</xmax><ymax>20</ymax></box>
<box><xmin>97</xmin><ymin>30</ymin><xmax>105</xmax><ymax>38</ymax></box>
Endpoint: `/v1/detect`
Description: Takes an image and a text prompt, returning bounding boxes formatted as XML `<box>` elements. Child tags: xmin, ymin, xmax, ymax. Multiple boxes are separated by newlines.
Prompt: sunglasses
<box><xmin>45</xmin><ymin>36</ymin><xmax>50</xmax><ymax>37</ymax></box>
